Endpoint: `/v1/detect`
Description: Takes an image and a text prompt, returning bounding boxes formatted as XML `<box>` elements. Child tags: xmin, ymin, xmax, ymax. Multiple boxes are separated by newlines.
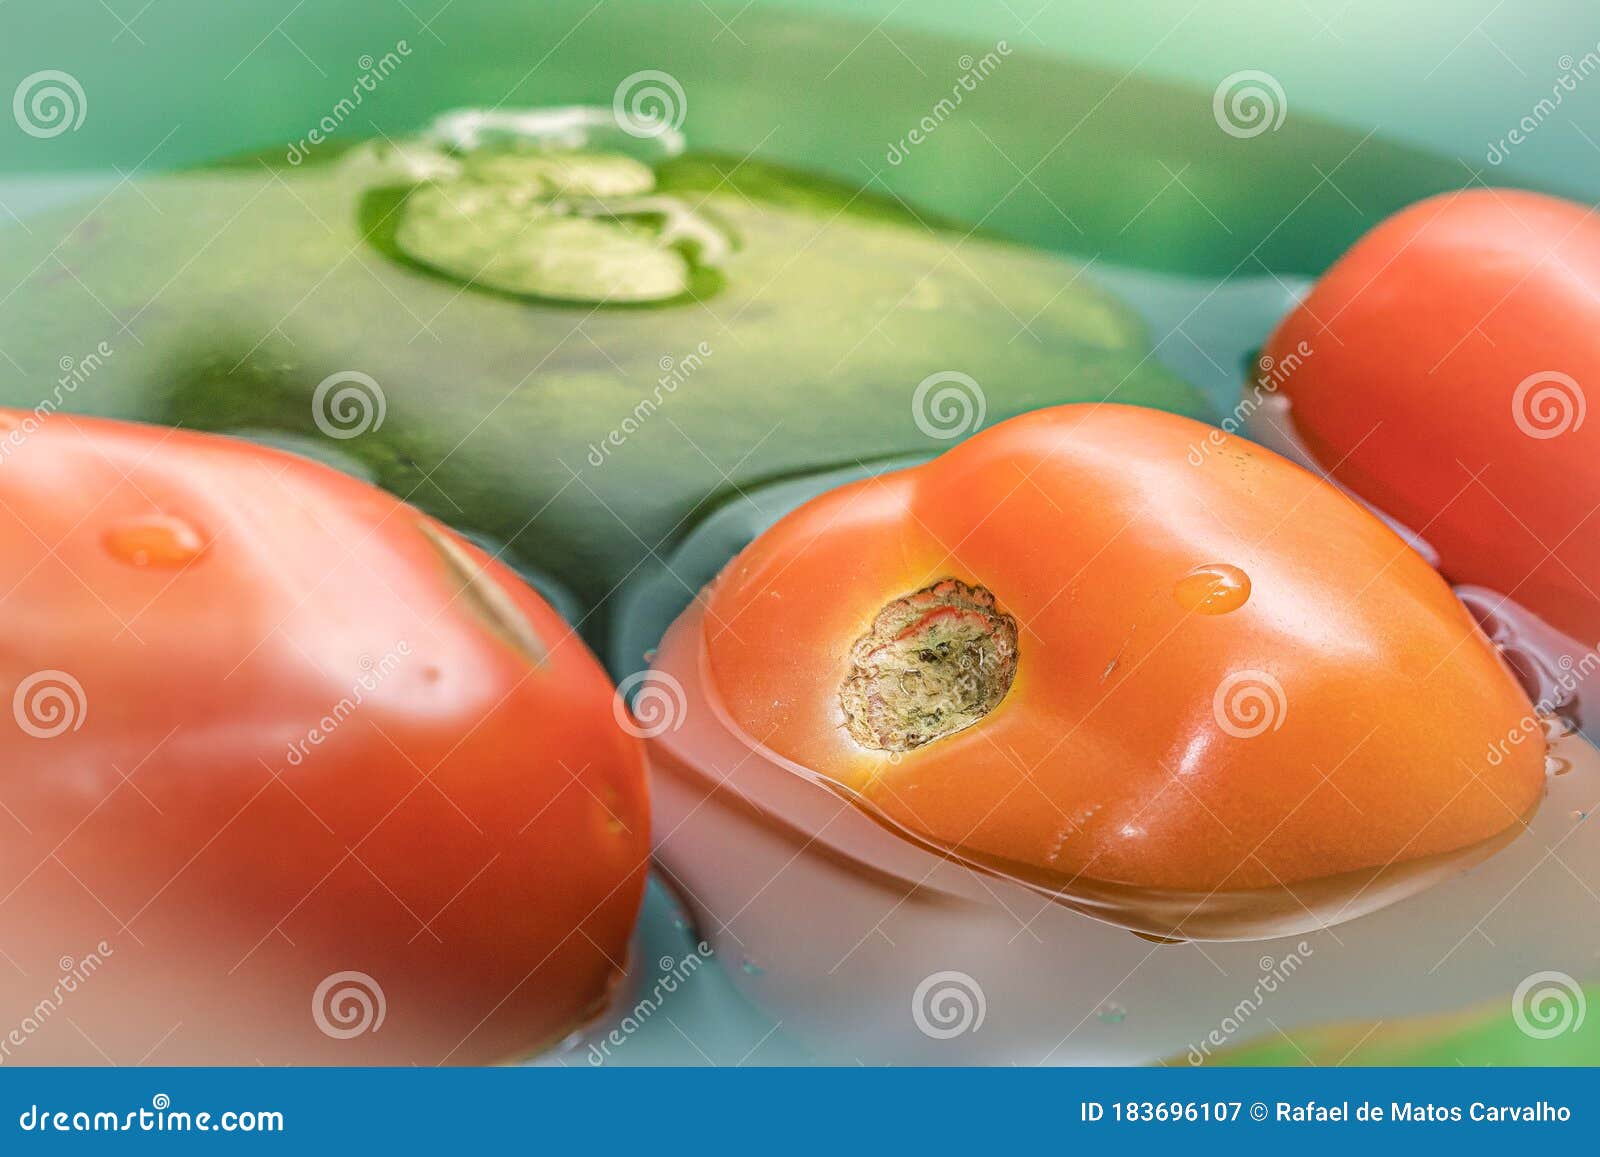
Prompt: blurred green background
<box><xmin>5</xmin><ymin>0</ymin><xmax>1600</xmax><ymax>271</ymax></box>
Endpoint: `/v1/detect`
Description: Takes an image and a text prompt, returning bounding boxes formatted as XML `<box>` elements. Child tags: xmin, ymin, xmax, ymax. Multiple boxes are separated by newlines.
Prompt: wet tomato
<box><xmin>0</xmin><ymin>411</ymin><xmax>647</xmax><ymax>1064</ymax></box>
<box><xmin>1262</xmin><ymin>189</ymin><xmax>1600</xmax><ymax>651</ymax></box>
<box><xmin>672</xmin><ymin>404</ymin><xmax>1544</xmax><ymax>937</ymax></box>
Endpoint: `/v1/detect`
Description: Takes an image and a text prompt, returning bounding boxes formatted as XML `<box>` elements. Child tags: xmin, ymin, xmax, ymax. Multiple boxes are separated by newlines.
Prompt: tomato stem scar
<box><xmin>839</xmin><ymin>578</ymin><xmax>1018</xmax><ymax>752</ymax></box>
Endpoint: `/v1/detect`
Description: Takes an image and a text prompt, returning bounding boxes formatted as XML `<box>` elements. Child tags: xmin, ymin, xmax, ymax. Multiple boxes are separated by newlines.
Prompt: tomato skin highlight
<box><xmin>1262</xmin><ymin>189</ymin><xmax>1600</xmax><ymax>650</ymax></box>
<box><xmin>0</xmin><ymin>411</ymin><xmax>648</xmax><ymax>1065</ymax></box>
<box><xmin>694</xmin><ymin>405</ymin><xmax>1543</xmax><ymax>905</ymax></box>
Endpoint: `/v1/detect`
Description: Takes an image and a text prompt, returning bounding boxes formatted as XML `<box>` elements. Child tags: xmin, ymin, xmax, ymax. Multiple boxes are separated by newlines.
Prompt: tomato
<box><xmin>0</xmin><ymin>410</ymin><xmax>647</xmax><ymax>1064</ymax></box>
<box><xmin>1261</xmin><ymin>189</ymin><xmax>1600</xmax><ymax>651</ymax></box>
<box><xmin>672</xmin><ymin>404</ymin><xmax>1544</xmax><ymax>938</ymax></box>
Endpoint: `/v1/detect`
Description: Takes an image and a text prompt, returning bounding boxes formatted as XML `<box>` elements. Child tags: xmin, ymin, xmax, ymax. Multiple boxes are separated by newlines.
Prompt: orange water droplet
<box><xmin>1174</xmin><ymin>563</ymin><xmax>1251</xmax><ymax>615</ymax></box>
<box><xmin>598</xmin><ymin>785</ymin><xmax>629</xmax><ymax>837</ymax></box>
<box><xmin>104</xmin><ymin>514</ymin><xmax>206</xmax><ymax>568</ymax></box>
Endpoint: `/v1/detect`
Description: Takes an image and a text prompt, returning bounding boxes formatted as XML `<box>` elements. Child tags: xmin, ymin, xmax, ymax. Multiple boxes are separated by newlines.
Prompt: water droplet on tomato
<box><xmin>596</xmin><ymin>785</ymin><xmax>629</xmax><ymax>836</ymax></box>
<box><xmin>104</xmin><ymin>514</ymin><xmax>206</xmax><ymax>567</ymax></box>
<box><xmin>1174</xmin><ymin>563</ymin><xmax>1251</xmax><ymax>615</ymax></box>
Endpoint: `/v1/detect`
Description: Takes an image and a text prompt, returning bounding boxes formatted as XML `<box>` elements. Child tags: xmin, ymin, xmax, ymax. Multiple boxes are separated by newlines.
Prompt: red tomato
<box><xmin>0</xmin><ymin>410</ymin><xmax>647</xmax><ymax>1064</ymax></box>
<box><xmin>1262</xmin><ymin>189</ymin><xmax>1600</xmax><ymax>650</ymax></box>
<box><xmin>683</xmin><ymin>405</ymin><xmax>1543</xmax><ymax>937</ymax></box>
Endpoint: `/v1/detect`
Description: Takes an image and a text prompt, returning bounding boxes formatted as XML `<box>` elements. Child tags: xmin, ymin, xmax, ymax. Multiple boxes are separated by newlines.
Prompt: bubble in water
<box><xmin>1174</xmin><ymin>563</ymin><xmax>1251</xmax><ymax>615</ymax></box>
<box><xmin>104</xmin><ymin>514</ymin><xmax>206</xmax><ymax>568</ymax></box>
<box><xmin>1539</xmin><ymin>714</ymin><xmax>1575</xmax><ymax>743</ymax></box>
<box><xmin>1096</xmin><ymin>1001</ymin><xmax>1127</xmax><ymax>1024</ymax></box>
<box><xmin>421</xmin><ymin>105</ymin><xmax>685</xmax><ymax>163</ymax></box>
<box><xmin>740</xmin><ymin>958</ymin><xmax>764</xmax><ymax>977</ymax></box>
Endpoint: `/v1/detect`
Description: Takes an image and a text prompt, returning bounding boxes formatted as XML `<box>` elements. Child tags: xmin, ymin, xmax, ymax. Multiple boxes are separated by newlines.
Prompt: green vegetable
<box><xmin>0</xmin><ymin>114</ymin><xmax>1212</xmax><ymax>659</ymax></box>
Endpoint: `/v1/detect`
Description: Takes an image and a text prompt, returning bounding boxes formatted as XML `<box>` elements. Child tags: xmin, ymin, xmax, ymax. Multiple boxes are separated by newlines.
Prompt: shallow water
<box><xmin>642</xmin><ymin>585</ymin><xmax>1597</xmax><ymax>1062</ymax></box>
<box><xmin>0</xmin><ymin>7</ymin><xmax>1585</xmax><ymax>1058</ymax></box>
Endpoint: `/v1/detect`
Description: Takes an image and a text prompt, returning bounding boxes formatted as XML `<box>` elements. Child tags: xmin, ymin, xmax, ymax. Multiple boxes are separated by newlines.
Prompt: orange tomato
<box><xmin>0</xmin><ymin>410</ymin><xmax>647</xmax><ymax>1064</ymax></box>
<box><xmin>1262</xmin><ymin>189</ymin><xmax>1600</xmax><ymax>649</ymax></box>
<box><xmin>690</xmin><ymin>404</ymin><xmax>1543</xmax><ymax>932</ymax></box>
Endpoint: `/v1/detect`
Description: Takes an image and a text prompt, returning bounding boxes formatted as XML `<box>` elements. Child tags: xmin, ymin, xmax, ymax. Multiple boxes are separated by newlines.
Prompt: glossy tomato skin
<box><xmin>0</xmin><ymin>410</ymin><xmax>648</xmax><ymax>1065</ymax></box>
<box><xmin>1262</xmin><ymin>189</ymin><xmax>1600</xmax><ymax>648</ymax></box>
<box><xmin>696</xmin><ymin>405</ymin><xmax>1543</xmax><ymax>898</ymax></box>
